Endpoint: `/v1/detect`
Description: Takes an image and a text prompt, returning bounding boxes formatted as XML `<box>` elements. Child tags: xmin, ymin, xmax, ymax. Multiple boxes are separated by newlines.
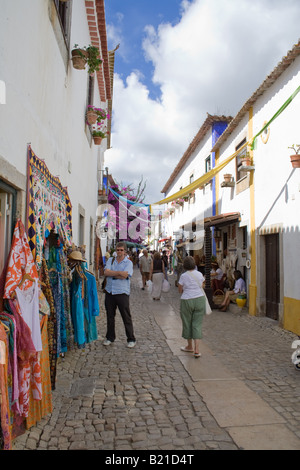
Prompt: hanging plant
<box><xmin>71</xmin><ymin>45</ymin><xmax>88</xmax><ymax>70</ymax></box>
<box><xmin>86</xmin><ymin>105</ymin><xmax>98</xmax><ymax>125</ymax></box>
<box><xmin>92</xmin><ymin>121</ymin><xmax>108</xmax><ymax>145</ymax></box>
<box><xmin>71</xmin><ymin>44</ymin><xmax>102</xmax><ymax>75</ymax></box>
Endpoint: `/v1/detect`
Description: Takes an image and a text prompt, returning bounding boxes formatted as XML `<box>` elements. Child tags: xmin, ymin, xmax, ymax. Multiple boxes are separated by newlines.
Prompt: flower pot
<box><xmin>93</xmin><ymin>136</ymin><xmax>102</xmax><ymax>145</ymax></box>
<box><xmin>71</xmin><ymin>49</ymin><xmax>87</xmax><ymax>70</ymax></box>
<box><xmin>86</xmin><ymin>110</ymin><xmax>98</xmax><ymax>125</ymax></box>
<box><xmin>236</xmin><ymin>298</ymin><xmax>247</xmax><ymax>308</ymax></box>
<box><xmin>223</xmin><ymin>174</ymin><xmax>232</xmax><ymax>183</ymax></box>
<box><xmin>290</xmin><ymin>154</ymin><xmax>300</xmax><ymax>168</ymax></box>
<box><xmin>241</xmin><ymin>156</ymin><xmax>251</xmax><ymax>166</ymax></box>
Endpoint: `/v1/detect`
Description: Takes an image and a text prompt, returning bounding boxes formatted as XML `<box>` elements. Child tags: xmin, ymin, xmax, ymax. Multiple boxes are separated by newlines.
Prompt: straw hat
<box><xmin>68</xmin><ymin>250</ymin><xmax>86</xmax><ymax>262</ymax></box>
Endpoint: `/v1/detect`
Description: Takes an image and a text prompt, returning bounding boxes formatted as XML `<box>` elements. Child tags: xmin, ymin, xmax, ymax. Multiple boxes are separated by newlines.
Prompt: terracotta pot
<box><xmin>71</xmin><ymin>49</ymin><xmax>87</xmax><ymax>70</ymax></box>
<box><xmin>241</xmin><ymin>156</ymin><xmax>251</xmax><ymax>166</ymax></box>
<box><xmin>93</xmin><ymin>136</ymin><xmax>102</xmax><ymax>145</ymax></box>
<box><xmin>290</xmin><ymin>154</ymin><xmax>300</xmax><ymax>168</ymax></box>
<box><xmin>223</xmin><ymin>174</ymin><xmax>232</xmax><ymax>183</ymax></box>
<box><xmin>86</xmin><ymin>110</ymin><xmax>98</xmax><ymax>125</ymax></box>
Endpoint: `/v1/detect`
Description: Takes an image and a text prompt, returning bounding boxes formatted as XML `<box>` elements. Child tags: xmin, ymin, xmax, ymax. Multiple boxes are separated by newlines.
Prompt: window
<box><xmin>54</xmin><ymin>0</ymin><xmax>72</xmax><ymax>47</ymax></box>
<box><xmin>79</xmin><ymin>214</ymin><xmax>84</xmax><ymax>246</ymax></box>
<box><xmin>236</xmin><ymin>138</ymin><xmax>247</xmax><ymax>182</ymax></box>
<box><xmin>189</xmin><ymin>173</ymin><xmax>194</xmax><ymax>184</ymax></box>
<box><xmin>205</xmin><ymin>156</ymin><xmax>211</xmax><ymax>173</ymax></box>
<box><xmin>50</xmin><ymin>0</ymin><xmax>72</xmax><ymax>67</ymax></box>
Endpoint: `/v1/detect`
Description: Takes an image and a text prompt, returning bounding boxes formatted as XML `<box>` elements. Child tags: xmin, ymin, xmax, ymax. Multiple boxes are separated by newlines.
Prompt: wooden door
<box><xmin>265</xmin><ymin>234</ymin><xmax>279</xmax><ymax>320</ymax></box>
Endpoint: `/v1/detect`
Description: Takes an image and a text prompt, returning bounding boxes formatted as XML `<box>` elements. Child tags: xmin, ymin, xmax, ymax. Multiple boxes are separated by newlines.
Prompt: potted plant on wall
<box><xmin>288</xmin><ymin>145</ymin><xmax>300</xmax><ymax>168</ymax></box>
<box><xmin>71</xmin><ymin>44</ymin><xmax>88</xmax><ymax>70</ymax></box>
<box><xmin>92</xmin><ymin>122</ymin><xmax>108</xmax><ymax>145</ymax></box>
<box><xmin>240</xmin><ymin>152</ymin><xmax>252</xmax><ymax>167</ymax></box>
<box><xmin>71</xmin><ymin>44</ymin><xmax>102</xmax><ymax>75</ymax></box>
<box><xmin>223</xmin><ymin>173</ymin><xmax>232</xmax><ymax>183</ymax></box>
<box><xmin>86</xmin><ymin>105</ymin><xmax>98</xmax><ymax>125</ymax></box>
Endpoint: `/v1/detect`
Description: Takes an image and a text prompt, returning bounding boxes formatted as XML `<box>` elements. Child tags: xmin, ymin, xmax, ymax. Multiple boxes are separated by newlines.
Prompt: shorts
<box><xmin>180</xmin><ymin>296</ymin><xmax>205</xmax><ymax>339</ymax></box>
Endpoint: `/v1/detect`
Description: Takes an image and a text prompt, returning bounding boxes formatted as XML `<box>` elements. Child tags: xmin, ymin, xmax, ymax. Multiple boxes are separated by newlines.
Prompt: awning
<box><xmin>204</xmin><ymin>212</ymin><xmax>241</xmax><ymax>228</ymax></box>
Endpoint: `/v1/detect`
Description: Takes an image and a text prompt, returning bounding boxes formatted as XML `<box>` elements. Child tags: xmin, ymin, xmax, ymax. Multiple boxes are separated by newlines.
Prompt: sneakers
<box><xmin>103</xmin><ymin>339</ymin><xmax>136</xmax><ymax>348</ymax></box>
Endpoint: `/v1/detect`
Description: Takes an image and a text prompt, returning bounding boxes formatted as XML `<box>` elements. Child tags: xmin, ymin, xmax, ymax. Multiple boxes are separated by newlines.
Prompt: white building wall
<box><xmin>215</xmin><ymin>50</ymin><xmax>300</xmax><ymax>332</ymax></box>
<box><xmin>164</xmin><ymin>132</ymin><xmax>213</xmax><ymax>244</ymax></box>
<box><xmin>0</xmin><ymin>0</ymin><xmax>109</xmax><ymax>268</ymax></box>
<box><xmin>251</xmin><ymin>57</ymin><xmax>300</xmax><ymax>301</ymax></box>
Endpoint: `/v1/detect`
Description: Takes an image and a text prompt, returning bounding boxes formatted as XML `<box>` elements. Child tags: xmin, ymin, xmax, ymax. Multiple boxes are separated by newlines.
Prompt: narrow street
<box><xmin>14</xmin><ymin>266</ymin><xmax>300</xmax><ymax>451</ymax></box>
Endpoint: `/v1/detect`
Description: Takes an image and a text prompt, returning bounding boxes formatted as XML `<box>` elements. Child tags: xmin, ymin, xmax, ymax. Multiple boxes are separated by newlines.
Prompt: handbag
<box><xmin>187</xmin><ymin>271</ymin><xmax>212</xmax><ymax>315</ymax></box>
<box><xmin>162</xmin><ymin>279</ymin><xmax>170</xmax><ymax>292</ymax></box>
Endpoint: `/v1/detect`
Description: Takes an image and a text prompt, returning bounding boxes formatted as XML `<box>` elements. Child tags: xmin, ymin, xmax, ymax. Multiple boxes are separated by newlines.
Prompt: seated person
<box><xmin>211</xmin><ymin>262</ymin><xmax>224</xmax><ymax>291</ymax></box>
<box><xmin>219</xmin><ymin>270</ymin><xmax>246</xmax><ymax>312</ymax></box>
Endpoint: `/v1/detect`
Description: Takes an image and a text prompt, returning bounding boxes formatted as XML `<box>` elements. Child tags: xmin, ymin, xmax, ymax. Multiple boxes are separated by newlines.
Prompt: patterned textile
<box><xmin>3</xmin><ymin>220</ymin><xmax>42</xmax><ymax>416</ymax></box>
<box><xmin>70</xmin><ymin>267</ymin><xmax>99</xmax><ymax>347</ymax></box>
<box><xmin>26</xmin><ymin>146</ymin><xmax>72</xmax><ymax>269</ymax></box>
<box><xmin>26</xmin><ymin>315</ymin><xmax>53</xmax><ymax>430</ymax></box>
<box><xmin>70</xmin><ymin>271</ymin><xmax>86</xmax><ymax>349</ymax></box>
<box><xmin>84</xmin><ymin>270</ymin><xmax>99</xmax><ymax>343</ymax></box>
<box><xmin>40</xmin><ymin>258</ymin><xmax>57</xmax><ymax>390</ymax></box>
<box><xmin>5</xmin><ymin>301</ymin><xmax>39</xmax><ymax>418</ymax></box>
<box><xmin>0</xmin><ymin>322</ymin><xmax>12</xmax><ymax>450</ymax></box>
<box><xmin>4</xmin><ymin>219</ymin><xmax>38</xmax><ymax>299</ymax></box>
<box><xmin>58</xmin><ymin>250</ymin><xmax>74</xmax><ymax>352</ymax></box>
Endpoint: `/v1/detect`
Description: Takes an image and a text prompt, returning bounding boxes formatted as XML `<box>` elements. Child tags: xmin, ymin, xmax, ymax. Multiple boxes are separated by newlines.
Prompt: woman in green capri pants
<box><xmin>178</xmin><ymin>256</ymin><xmax>205</xmax><ymax>358</ymax></box>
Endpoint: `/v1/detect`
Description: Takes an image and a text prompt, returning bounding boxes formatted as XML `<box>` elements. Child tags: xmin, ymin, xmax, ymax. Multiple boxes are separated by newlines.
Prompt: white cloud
<box><xmin>105</xmin><ymin>0</ymin><xmax>300</xmax><ymax>204</ymax></box>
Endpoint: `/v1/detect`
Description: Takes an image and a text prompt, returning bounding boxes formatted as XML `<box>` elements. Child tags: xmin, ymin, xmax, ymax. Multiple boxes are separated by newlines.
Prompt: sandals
<box><xmin>180</xmin><ymin>347</ymin><xmax>194</xmax><ymax>353</ymax></box>
<box><xmin>194</xmin><ymin>352</ymin><xmax>201</xmax><ymax>358</ymax></box>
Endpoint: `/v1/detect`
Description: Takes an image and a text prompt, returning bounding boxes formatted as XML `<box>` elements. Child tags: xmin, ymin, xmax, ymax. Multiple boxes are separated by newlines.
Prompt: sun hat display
<box><xmin>68</xmin><ymin>250</ymin><xmax>86</xmax><ymax>262</ymax></box>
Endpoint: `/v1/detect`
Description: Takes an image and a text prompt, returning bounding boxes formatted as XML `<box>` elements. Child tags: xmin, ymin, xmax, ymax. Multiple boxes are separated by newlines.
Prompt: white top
<box><xmin>16</xmin><ymin>280</ymin><xmax>42</xmax><ymax>352</ymax></box>
<box><xmin>211</xmin><ymin>267</ymin><xmax>223</xmax><ymax>280</ymax></box>
<box><xmin>179</xmin><ymin>269</ymin><xmax>205</xmax><ymax>300</ymax></box>
<box><xmin>233</xmin><ymin>278</ymin><xmax>246</xmax><ymax>294</ymax></box>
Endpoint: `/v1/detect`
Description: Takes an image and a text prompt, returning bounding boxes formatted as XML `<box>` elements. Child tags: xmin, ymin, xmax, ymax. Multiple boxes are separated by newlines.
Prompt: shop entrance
<box><xmin>265</xmin><ymin>233</ymin><xmax>279</xmax><ymax>320</ymax></box>
<box><xmin>0</xmin><ymin>180</ymin><xmax>17</xmax><ymax>273</ymax></box>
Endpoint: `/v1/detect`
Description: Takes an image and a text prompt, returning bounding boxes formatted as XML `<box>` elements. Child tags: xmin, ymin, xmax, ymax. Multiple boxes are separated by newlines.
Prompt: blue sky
<box><xmin>105</xmin><ymin>0</ymin><xmax>184</xmax><ymax>100</ymax></box>
<box><xmin>104</xmin><ymin>0</ymin><xmax>300</xmax><ymax>205</ymax></box>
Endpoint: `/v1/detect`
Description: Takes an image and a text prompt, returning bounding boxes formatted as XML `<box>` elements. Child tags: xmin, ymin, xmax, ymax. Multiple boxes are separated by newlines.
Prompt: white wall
<box><xmin>0</xmin><ymin>0</ymin><xmax>108</xmax><ymax>266</ymax></box>
<box><xmin>164</xmin><ymin>130</ymin><xmax>213</xmax><ymax>244</ymax></box>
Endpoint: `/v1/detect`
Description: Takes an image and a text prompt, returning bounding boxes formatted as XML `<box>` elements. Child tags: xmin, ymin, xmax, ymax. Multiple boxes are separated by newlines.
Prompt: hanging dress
<box><xmin>26</xmin><ymin>315</ymin><xmax>53</xmax><ymax>429</ymax></box>
<box><xmin>0</xmin><ymin>322</ymin><xmax>12</xmax><ymax>450</ymax></box>
<box><xmin>15</xmin><ymin>280</ymin><xmax>42</xmax><ymax>353</ymax></box>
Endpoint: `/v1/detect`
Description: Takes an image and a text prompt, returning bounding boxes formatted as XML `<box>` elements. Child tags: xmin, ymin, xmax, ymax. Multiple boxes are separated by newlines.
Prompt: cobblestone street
<box><xmin>13</xmin><ymin>267</ymin><xmax>300</xmax><ymax>451</ymax></box>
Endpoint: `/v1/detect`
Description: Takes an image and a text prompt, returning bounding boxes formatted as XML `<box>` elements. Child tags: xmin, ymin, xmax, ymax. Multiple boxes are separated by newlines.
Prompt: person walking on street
<box><xmin>139</xmin><ymin>249</ymin><xmax>152</xmax><ymax>290</ymax></box>
<box><xmin>178</xmin><ymin>256</ymin><xmax>205</xmax><ymax>358</ymax></box>
<box><xmin>162</xmin><ymin>249</ymin><xmax>169</xmax><ymax>281</ymax></box>
<box><xmin>150</xmin><ymin>251</ymin><xmax>166</xmax><ymax>300</ymax></box>
<box><xmin>103</xmin><ymin>241</ymin><xmax>136</xmax><ymax>348</ymax></box>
